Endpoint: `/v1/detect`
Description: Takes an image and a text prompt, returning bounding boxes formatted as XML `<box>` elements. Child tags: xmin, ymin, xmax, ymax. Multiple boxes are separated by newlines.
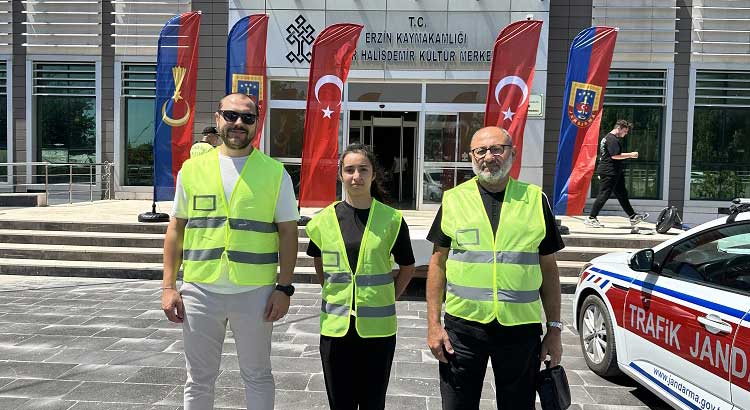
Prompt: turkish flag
<box><xmin>484</xmin><ymin>20</ymin><xmax>542</xmax><ymax>180</ymax></box>
<box><xmin>299</xmin><ymin>24</ymin><xmax>363</xmax><ymax>208</ymax></box>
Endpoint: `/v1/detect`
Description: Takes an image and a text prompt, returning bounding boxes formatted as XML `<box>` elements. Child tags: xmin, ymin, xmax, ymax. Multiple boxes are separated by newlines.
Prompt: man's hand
<box><xmin>631</xmin><ymin>152</ymin><xmax>639</xmax><ymax>159</ymax></box>
<box><xmin>539</xmin><ymin>329</ymin><xmax>563</xmax><ymax>367</ymax></box>
<box><xmin>427</xmin><ymin>324</ymin><xmax>454</xmax><ymax>363</ymax></box>
<box><xmin>264</xmin><ymin>290</ymin><xmax>290</xmax><ymax>322</ymax></box>
<box><xmin>162</xmin><ymin>289</ymin><xmax>185</xmax><ymax>323</ymax></box>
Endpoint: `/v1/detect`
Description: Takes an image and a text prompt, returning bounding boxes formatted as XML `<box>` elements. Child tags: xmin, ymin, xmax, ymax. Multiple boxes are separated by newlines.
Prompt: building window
<box><xmin>121</xmin><ymin>63</ymin><xmax>156</xmax><ymax>186</ymax></box>
<box><xmin>592</xmin><ymin>70</ymin><xmax>666</xmax><ymax>199</ymax></box>
<box><xmin>423</xmin><ymin>112</ymin><xmax>484</xmax><ymax>204</ymax></box>
<box><xmin>270</xmin><ymin>81</ymin><xmax>307</xmax><ymax>101</ymax></box>
<box><xmin>0</xmin><ymin>62</ymin><xmax>7</xmax><ymax>181</ymax></box>
<box><xmin>33</xmin><ymin>63</ymin><xmax>96</xmax><ymax>164</ymax></box>
<box><xmin>691</xmin><ymin>71</ymin><xmax>750</xmax><ymax>201</ymax></box>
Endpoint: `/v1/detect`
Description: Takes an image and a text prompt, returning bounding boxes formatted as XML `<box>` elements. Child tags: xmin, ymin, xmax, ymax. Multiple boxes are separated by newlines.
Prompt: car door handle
<box><xmin>697</xmin><ymin>314</ymin><xmax>733</xmax><ymax>335</ymax></box>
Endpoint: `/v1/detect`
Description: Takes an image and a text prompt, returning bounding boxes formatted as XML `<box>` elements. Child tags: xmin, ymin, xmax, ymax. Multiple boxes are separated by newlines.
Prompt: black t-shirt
<box><xmin>426</xmin><ymin>181</ymin><xmax>565</xmax><ymax>256</ymax></box>
<box><xmin>596</xmin><ymin>133</ymin><xmax>623</xmax><ymax>176</ymax></box>
<box><xmin>306</xmin><ymin>202</ymin><xmax>415</xmax><ymax>272</ymax></box>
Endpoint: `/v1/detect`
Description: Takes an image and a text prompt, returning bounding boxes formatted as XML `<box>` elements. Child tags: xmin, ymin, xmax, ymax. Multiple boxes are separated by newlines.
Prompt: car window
<box><xmin>661</xmin><ymin>223</ymin><xmax>750</xmax><ymax>292</ymax></box>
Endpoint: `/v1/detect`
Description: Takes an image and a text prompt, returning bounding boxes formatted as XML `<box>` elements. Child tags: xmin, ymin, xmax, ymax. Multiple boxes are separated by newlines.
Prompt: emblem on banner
<box><xmin>161</xmin><ymin>66</ymin><xmax>191</xmax><ymax>127</ymax></box>
<box><xmin>231</xmin><ymin>74</ymin><xmax>263</xmax><ymax>105</ymax></box>
<box><xmin>567</xmin><ymin>81</ymin><xmax>602</xmax><ymax>128</ymax></box>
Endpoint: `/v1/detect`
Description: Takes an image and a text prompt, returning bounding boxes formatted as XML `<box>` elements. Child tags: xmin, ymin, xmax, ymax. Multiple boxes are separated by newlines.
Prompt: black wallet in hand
<box><xmin>537</xmin><ymin>360</ymin><xmax>571</xmax><ymax>410</ymax></box>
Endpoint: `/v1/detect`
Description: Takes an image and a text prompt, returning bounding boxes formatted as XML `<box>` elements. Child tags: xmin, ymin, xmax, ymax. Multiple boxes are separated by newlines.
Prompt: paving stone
<box><xmin>0</xmin><ymin>346</ymin><xmax>59</xmax><ymax>361</ymax></box>
<box><xmin>82</xmin><ymin>317</ymin><xmax>158</xmax><ymax>329</ymax></box>
<box><xmin>0</xmin><ymin>314</ymin><xmax>69</xmax><ymax>325</ymax></box>
<box><xmin>213</xmin><ymin>387</ymin><xmax>247</xmax><ymax>408</ymax></box>
<box><xmin>106</xmin><ymin>338</ymin><xmax>173</xmax><ymax>353</ymax></box>
<box><xmin>37</xmin><ymin>325</ymin><xmax>102</xmax><ymax>337</ymax></box>
<box><xmin>0</xmin><ymin>397</ymin><xmax>28</xmax><ymax>409</ymax></box>
<box><xmin>394</xmin><ymin>348</ymin><xmax>423</xmax><ymax>363</ymax></box>
<box><xmin>69</xmin><ymin>402</ymin><xmax>180</xmax><ymax>410</ymax></box>
<box><xmin>95</xmin><ymin>308</ymin><xmax>148</xmax><ymax>318</ymax></box>
<box><xmin>0</xmin><ymin>378</ymin><xmax>81</xmax><ymax>399</ymax></box>
<box><xmin>271</xmin><ymin>343</ymin><xmax>306</xmax><ymax>358</ymax></box>
<box><xmin>45</xmin><ymin>348</ymin><xmax>125</xmax><ymax>365</ymax></box>
<box><xmin>146</xmin><ymin>329</ymin><xmax>183</xmax><ymax>340</ymax></box>
<box><xmin>64</xmin><ymin>336</ymin><xmax>120</xmax><ymax>351</ymax></box>
<box><xmin>92</xmin><ymin>327</ymin><xmax>157</xmax><ymax>339</ymax></box>
<box><xmin>15</xmin><ymin>398</ymin><xmax>75</xmax><ymax>410</ymax></box>
<box><xmin>274</xmin><ymin>390</ymin><xmax>330</xmax><ymax>410</ymax></box>
<box><xmin>0</xmin><ymin>378</ymin><xmax>14</xmax><ymax>389</ymax></box>
<box><xmin>63</xmin><ymin>381</ymin><xmax>174</xmax><ymax>403</ymax></box>
<box><xmin>14</xmin><ymin>335</ymin><xmax>78</xmax><ymax>349</ymax></box>
<box><xmin>0</xmin><ymin>361</ymin><xmax>77</xmax><ymax>379</ymax></box>
<box><xmin>0</xmin><ymin>333</ymin><xmax>32</xmax><ymax>346</ymax></box>
<box><xmin>108</xmin><ymin>351</ymin><xmax>180</xmax><ymax>367</ymax></box>
<box><xmin>385</xmin><ymin>394</ymin><xmax>428</xmax><ymax>410</ymax></box>
<box><xmin>125</xmin><ymin>366</ymin><xmax>186</xmax><ymax>385</ymax></box>
<box><xmin>58</xmin><ymin>364</ymin><xmax>142</xmax><ymax>383</ymax></box>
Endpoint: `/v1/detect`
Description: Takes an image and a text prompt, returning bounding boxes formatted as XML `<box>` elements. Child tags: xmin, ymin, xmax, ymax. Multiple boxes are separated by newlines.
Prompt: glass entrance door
<box><xmin>348</xmin><ymin>111</ymin><xmax>418</xmax><ymax>209</ymax></box>
<box><xmin>421</xmin><ymin>112</ymin><xmax>485</xmax><ymax>207</ymax></box>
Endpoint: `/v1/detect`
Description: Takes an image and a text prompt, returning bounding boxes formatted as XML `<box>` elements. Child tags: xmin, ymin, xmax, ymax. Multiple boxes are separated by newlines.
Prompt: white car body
<box><xmin>574</xmin><ymin>211</ymin><xmax>750</xmax><ymax>410</ymax></box>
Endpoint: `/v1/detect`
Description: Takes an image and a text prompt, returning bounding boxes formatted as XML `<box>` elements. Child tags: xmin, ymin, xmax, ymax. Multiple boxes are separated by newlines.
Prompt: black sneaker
<box><xmin>630</xmin><ymin>213</ymin><xmax>650</xmax><ymax>226</ymax></box>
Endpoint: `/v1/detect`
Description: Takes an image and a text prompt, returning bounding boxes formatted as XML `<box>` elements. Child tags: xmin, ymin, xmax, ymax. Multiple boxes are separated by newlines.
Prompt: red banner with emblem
<box><xmin>484</xmin><ymin>20</ymin><xmax>543</xmax><ymax>180</ymax></box>
<box><xmin>299</xmin><ymin>23</ymin><xmax>363</xmax><ymax>208</ymax></box>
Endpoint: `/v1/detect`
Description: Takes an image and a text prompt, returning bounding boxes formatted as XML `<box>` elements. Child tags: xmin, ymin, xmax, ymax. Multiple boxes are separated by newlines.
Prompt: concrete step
<box><xmin>0</xmin><ymin>229</ymin><xmax>164</xmax><ymax>248</ymax></box>
<box><xmin>0</xmin><ymin>243</ymin><xmax>164</xmax><ymax>263</ymax></box>
<box><xmin>557</xmin><ymin>246</ymin><xmax>634</xmax><ymax>262</ymax></box>
<box><xmin>557</xmin><ymin>260</ymin><xmax>587</xmax><ymax>277</ymax></box>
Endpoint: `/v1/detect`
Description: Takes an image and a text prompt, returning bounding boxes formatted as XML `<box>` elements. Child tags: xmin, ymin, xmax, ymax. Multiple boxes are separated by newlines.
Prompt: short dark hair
<box><xmin>202</xmin><ymin>126</ymin><xmax>217</xmax><ymax>135</ymax></box>
<box><xmin>615</xmin><ymin>119</ymin><xmax>632</xmax><ymax>130</ymax></box>
<box><xmin>217</xmin><ymin>92</ymin><xmax>259</xmax><ymax>115</ymax></box>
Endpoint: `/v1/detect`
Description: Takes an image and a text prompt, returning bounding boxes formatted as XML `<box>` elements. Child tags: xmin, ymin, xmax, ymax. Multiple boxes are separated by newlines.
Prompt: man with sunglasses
<box><xmin>425</xmin><ymin>126</ymin><xmax>565</xmax><ymax>409</ymax></box>
<box><xmin>162</xmin><ymin>93</ymin><xmax>299</xmax><ymax>409</ymax></box>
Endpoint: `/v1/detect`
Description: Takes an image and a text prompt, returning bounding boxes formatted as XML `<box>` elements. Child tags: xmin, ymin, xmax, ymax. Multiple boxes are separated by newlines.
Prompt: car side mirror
<box><xmin>629</xmin><ymin>249</ymin><xmax>655</xmax><ymax>272</ymax></box>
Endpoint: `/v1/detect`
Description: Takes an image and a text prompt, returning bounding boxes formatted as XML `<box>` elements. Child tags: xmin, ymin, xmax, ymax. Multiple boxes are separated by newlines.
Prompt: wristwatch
<box><xmin>275</xmin><ymin>283</ymin><xmax>295</xmax><ymax>297</ymax></box>
<box><xmin>546</xmin><ymin>321</ymin><xmax>564</xmax><ymax>331</ymax></box>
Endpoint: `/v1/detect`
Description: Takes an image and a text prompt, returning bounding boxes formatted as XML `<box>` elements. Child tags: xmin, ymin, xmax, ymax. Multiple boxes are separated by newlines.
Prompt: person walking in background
<box><xmin>162</xmin><ymin>93</ymin><xmax>299</xmax><ymax>409</ymax></box>
<box><xmin>190</xmin><ymin>126</ymin><xmax>221</xmax><ymax>158</ymax></box>
<box><xmin>306</xmin><ymin>143</ymin><xmax>416</xmax><ymax>410</ymax></box>
<box><xmin>426</xmin><ymin>126</ymin><xmax>564</xmax><ymax>410</ymax></box>
<box><xmin>585</xmin><ymin>119</ymin><xmax>649</xmax><ymax>228</ymax></box>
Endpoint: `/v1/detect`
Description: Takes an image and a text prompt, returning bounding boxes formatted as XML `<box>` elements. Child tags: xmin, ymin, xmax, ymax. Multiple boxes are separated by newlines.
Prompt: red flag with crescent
<box><xmin>484</xmin><ymin>20</ymin><xmax>542</xmax><ymax>180</ymax></box>
<box><xmin>299</xmin><ymin>23</ymin><xmax>363</xmax><ymax>208</ymax></box>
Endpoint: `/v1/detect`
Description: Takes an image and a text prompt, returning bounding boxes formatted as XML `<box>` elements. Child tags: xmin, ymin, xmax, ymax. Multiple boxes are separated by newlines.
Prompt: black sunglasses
<box><xmin>218</xmin><ymin>110</ymin><xmax>257</xmax><ymax>125</ymax></box>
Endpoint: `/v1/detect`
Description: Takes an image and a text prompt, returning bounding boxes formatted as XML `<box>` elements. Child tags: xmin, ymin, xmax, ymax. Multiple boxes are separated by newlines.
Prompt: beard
<box><xmin>219</xmin><ymin>124</ymin><xmax>253</xmax><ymax>150</ymax></box>
<box><xmin>472</xmin><ymin>157</ymin><xmax>512</xmax><ymax>184</ymax></box>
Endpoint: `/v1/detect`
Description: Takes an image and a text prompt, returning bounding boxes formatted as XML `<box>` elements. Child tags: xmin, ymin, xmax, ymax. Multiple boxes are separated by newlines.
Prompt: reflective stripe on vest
<box><xmin>446</xmin><ymin>282</ymin><xmax>540</xmax><ymax>303</ymax></box>
<box><xmin>181</xmin><ymin>149</ymin><xmax>283</xmax><ymax>286</ymax></box>
<box><xmin>306</xmin><ymin>199</ymin><xmax>401</xmax><ymax>338</ymax></box>
<box><xmin>448</xmin><ymin>250</ymin><xmax>539</xmax><ymax>265</ymax></box>
<box><xmin>441</xmin><ymin>177</ymin><xmax>546</xmax><ymax>326</ymax></box>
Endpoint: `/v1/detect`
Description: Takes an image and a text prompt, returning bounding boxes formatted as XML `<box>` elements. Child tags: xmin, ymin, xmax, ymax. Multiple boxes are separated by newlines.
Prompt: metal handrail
<box><xmin>0</xmin><ymin>161</ymin><xmax>113</xmax><ymax>204</ymax></box>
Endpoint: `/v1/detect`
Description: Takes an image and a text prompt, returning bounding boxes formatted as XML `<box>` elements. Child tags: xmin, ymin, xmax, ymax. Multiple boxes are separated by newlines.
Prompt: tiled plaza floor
<box><xmin>0</xmin><ymin>275</ymin><xmax>670</xmax><ymax>409</ymax></box>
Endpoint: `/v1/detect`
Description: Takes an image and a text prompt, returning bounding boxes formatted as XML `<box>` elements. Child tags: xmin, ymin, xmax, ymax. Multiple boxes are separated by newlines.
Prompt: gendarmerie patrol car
<box><xmin>574</xmin><ymin>200</ymin><xmax>750</xmax><ymax>410</ymax></box>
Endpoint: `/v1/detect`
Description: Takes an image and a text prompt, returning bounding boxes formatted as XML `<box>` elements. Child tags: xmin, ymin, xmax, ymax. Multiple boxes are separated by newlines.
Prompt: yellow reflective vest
<box><xmin>441</xmin><ymin>177</ymin><xmax>545</xmax><ymax>325</ymax></box>
<box><xmin>180</xmin><ymin>149</ymin><xmax>283</xmax><ymax>285</ymax></box>
<box><xmin>306</xmin><ymin>199</ymin><xmax>401</xmax><ymax>338</ymax></box>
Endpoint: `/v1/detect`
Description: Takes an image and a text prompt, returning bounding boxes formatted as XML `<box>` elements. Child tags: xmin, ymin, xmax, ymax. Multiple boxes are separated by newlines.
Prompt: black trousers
<box><xmin>319</xmin><ymin>317</ymin><xmax>397</xmax><ymax>410</ymax></box>
<box><xmin>589</xmin><ymin>173</ymin><xmax>635</xmax><ymax>218</ymax></box>
<box><xmin>439</xmin><ymin>317</ymin><xmax>542</xmax><ymax>410</ymax></box>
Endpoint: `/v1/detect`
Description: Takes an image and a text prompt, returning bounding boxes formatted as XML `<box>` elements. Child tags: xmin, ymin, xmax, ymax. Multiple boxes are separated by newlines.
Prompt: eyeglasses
<box><xmin>470</xmin><ymin>145</ymin><xmax>512</xmax><ymax>158</ymax></box>
<box><xmin>217</xmin><ymin>110</ymin><xmax>257</xmax><ymax>125</ymax></box>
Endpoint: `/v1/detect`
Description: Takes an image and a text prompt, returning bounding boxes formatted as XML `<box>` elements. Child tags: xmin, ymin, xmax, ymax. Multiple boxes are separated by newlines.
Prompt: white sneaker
<box><xmin>630</xmin><ymin>213</ymin><xmax>650</xmax><ymax>226</ymax></box>
<box><xmin>584</xmin><ymin>217</ymin><xmax>604</xmax><ymax>228</ymax></box>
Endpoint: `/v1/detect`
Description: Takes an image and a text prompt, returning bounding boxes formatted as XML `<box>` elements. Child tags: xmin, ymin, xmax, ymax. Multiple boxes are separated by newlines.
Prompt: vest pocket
<box><xmin>321</xmin><ymin>251</ymin><xmax>341</xmax><ymax>269</ymax></box>
<box><xmin>193</xmin><ymin>195</ymin><xmax>217</xmax><ymax>211</ymax></box>
<box><xmin>455</xmin><ymin>228</ymin><xmax>480</xmax><ymax>246</ymax></box>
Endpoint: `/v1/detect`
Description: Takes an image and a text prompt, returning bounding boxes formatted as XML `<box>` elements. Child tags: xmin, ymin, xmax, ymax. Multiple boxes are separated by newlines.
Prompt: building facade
<box><xmin>0</xmin><ymin>0</ymin><xmax>747</xmax><ymax>224</ymax></box>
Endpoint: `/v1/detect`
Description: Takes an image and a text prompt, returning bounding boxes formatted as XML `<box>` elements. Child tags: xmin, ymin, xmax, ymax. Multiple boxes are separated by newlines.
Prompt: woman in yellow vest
<box><xmin>306</xmin><ymin>144</ymin><xmax>416</xmax><ymax>410</ymax></box>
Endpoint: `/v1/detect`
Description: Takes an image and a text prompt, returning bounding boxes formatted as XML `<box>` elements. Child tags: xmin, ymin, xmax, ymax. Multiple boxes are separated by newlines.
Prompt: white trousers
<box><xmin>181</xmin><ymin>283</ymin><xmax>275</xmax><ymax>410</ymax></box>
